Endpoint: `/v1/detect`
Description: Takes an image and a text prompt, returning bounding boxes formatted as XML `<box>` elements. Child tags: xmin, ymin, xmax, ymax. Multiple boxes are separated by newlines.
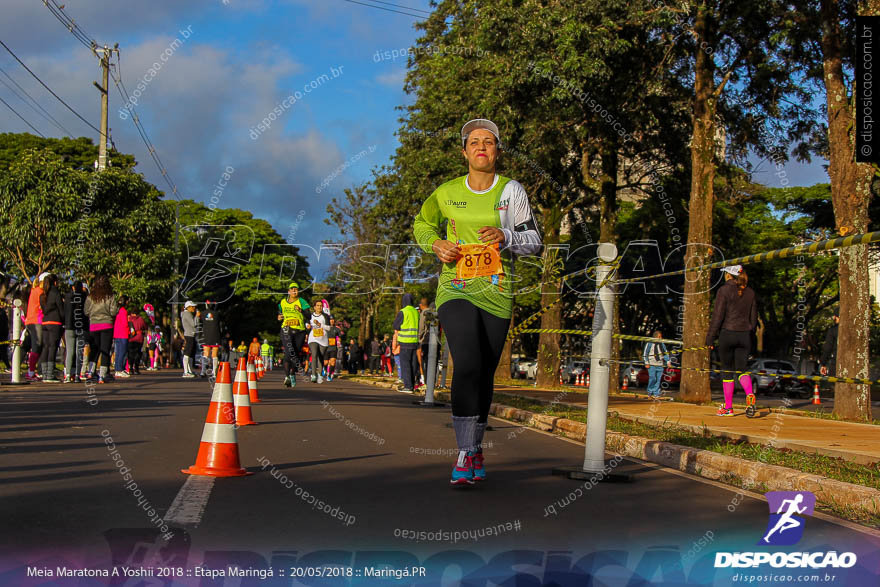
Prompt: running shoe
<box><xmin>318</xmin><ymin>375</ymin><xmax>324</xmax><ymax>384</ymax></box>
<box><xmin>716</xmin><ymin>406</ymin><xmax>734</xmax><ymax>417</ymax></box>
<box><xmin>398</xmin><ymin>387</ymin><xmax>414</xmax><ymax>394</ymax></box>
<box><xmin>26</xmin><ymin>373</ymin><xmax>40</xmax><ymax>382</ymax></box>
<box><xmin>43</xmin><ymin>376</ymin><xmax>60</xmax><ymax>383</ymax></box>
<box><xmin>284</xmin><ymin>376</ymin><xmax>291</xmax><ymax>387</ymax></box>
<box><xmin>115</xmin><ymin>371</ymin><xmax>130</xmax><ymax>378</ymax></box>
<box><xmin>451</xmin><ymin>451</ymin><xmax>475</xmax><ymax>485</ymax></box>
<box><xmin>327</xmin><ymin>373</ymin><xmax>333</xmax><ymax>382</ymax></box>
<box><xmin>290</xmin><ymin>373</ymin><xmax>296</xmax><ymax>388</ymax></box>
<box><xmin>98</xmin><ymin>378</ymin><xmax>106</xmax><ymax>384</ymax></box>
<box><xmin>745</xmin><ymin>393</ymin><xmax>756</xmax><ymax>418</ymax></box>
<box><xmin>310</xmin><ymin>374</ymin><xmax>317</xmax><ymax>383</ymax></box>
<box><xmin>182</xmin><ymin>373</ymin><xmax>196</xmax><ymax>379</ymax></box>
<box><xmin>472</xmin><ymin>452</ymin><xmax>486</xmax><ymax>481</ymax></box>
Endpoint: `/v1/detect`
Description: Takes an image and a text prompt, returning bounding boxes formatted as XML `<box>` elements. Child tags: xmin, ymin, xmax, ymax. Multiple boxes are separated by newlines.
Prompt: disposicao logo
<box><xmin>714</xmin><ymin>491</ymin><xmax>858</xmax><ymax>570</ymax></box>
<box><xmin>761</xmin><ymin>490</ymin><xmax>815</xmax><ymax>546</ymax></box>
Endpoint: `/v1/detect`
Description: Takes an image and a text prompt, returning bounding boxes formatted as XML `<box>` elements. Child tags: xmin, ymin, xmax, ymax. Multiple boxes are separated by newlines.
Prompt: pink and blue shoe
<box><xmin>450</xmin><ymin>452</ymin><xmax>475</xmax><ymax>485</ymax></box>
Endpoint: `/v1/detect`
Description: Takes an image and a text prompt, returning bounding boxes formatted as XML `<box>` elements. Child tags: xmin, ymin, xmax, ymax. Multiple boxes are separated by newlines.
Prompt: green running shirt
<box><xmin>413</xmin><ymin>175</ymin><xmax>517</xmax><ymax>319</ymax></box>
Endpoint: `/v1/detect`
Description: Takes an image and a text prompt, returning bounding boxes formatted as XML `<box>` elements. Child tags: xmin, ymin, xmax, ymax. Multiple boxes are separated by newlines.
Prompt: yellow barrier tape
<box><xmin>613</xmin><ymin>230</ymin><xmax>880</xmax><ymax>285</ymax></box>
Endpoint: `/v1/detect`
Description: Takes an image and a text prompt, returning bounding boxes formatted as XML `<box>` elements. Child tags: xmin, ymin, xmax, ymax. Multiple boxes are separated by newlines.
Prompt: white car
<box><xmin>747</xmin><ymin>358</ymin><xmax>797</xmax><ymax>393</ymax></box>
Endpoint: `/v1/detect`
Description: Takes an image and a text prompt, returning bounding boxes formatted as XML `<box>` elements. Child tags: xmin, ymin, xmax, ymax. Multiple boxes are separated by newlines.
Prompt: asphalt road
<box><xmin>1</xmin><ymin>370</ymin><xmax>878</xmax><ymax>586</ymax></box>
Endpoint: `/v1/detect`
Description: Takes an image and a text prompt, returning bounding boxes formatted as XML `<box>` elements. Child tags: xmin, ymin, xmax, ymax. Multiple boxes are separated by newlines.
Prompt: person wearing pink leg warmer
<box><xmin>705</xmin><ymin>265</ymin><xmax>758</xmax><ymax>417</ymax></box>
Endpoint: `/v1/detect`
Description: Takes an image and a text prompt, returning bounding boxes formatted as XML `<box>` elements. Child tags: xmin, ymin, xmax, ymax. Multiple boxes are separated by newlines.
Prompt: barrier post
<box><xmin>10</xmin><ymin>300</ymin><xmax>23</xmax><ymax>384</ymax></box>
<box><xmin>415</xmin><ymin>307</ymin><xmax>444</xmax><ymax>407</ymax></box>
<box><xmin>553</xmin><ymin>243</ymin><xmax>631</xmax><ymax>482</ymax></box>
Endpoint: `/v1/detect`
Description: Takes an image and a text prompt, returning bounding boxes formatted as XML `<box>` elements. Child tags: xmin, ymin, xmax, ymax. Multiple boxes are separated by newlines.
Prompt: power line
<box><xmin>337</xmin><ymin>0</ymin><xmax>427</xmax><ymax>19</ymax></box>
<box><xmin>365</xmin><ymin>0</ymin><xmax>432</xmax><ymax>15</ymax></box>
<box><xmin>42</xmin><ymin>0</ymin><xmax>97</xmax><ymax>50</ymax></box>
<box><xmin>110</xmin><ymin>51</ymin><xmax>182</xmax><ymax>201</ymax></box>
<box><xmin>0</xmin><ymin>38</ymin><xmax>102</xmax><ymax>136</ymax></box>
<box><xmin>0</xmin><ymin>65</ymin><xmax>74</xmax><ymax>136</ymax></box>
<box><xmin>0</xmin><ymin>94</ymin><xmax>46</xmax><ymax>137</ymax></box>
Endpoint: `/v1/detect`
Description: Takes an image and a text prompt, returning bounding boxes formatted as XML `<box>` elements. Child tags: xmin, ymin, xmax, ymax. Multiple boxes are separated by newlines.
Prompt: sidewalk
<box><xmin>495</xmin><ymin>385</ymin><xmax>880</xmax><ymax>465</ymax></box>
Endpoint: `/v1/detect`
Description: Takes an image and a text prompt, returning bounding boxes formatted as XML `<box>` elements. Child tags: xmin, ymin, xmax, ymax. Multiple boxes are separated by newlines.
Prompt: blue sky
<box><xmin>1</xmin><ymin>0</ymin><xmax>830</xmax><ymax>261</ymax></box>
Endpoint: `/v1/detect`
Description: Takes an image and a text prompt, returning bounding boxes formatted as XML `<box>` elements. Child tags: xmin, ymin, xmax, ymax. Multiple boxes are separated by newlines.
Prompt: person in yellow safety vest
<box><xmin>277</xmin><ymin>281</ymin><xmax>311</xmax><ymax>388</ymax></box>
<box><xmin>392</xmin><ymin>293</ymin><xmax>421</xmax><ymax>392</ymax></box>
<box><xmin>260</xmin><ymin>339</ymin><xmax>273</xmax><ymax>371</ymax></box>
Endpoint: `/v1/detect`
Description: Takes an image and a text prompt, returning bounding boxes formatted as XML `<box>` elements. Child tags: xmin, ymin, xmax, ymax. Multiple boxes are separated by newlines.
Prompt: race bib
<box><xmin>314</xmin><ymin>328</ymin><xmax>324</xmax><ymax>337</ymax></box>
<box><xmin>284</xmin><ymin>318</ymin><xmax>301</xmax><ymax>329</ymax></box>
<box><xmin>456</xmin><ymin>243</ymin><xmax>503</xmax><ymax>280</ymax></box>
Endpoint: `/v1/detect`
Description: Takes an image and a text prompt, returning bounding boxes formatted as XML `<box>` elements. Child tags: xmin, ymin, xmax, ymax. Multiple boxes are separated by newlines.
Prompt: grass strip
<box><xmin>493</xmin><ymin>392</ymin><xmax>880</xmax><ymax>492</ymax></box>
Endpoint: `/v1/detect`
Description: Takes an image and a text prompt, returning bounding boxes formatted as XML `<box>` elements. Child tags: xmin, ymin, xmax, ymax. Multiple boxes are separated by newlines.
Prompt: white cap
<box><xmin>721</xmin><ymin>265</ymin><xmax>743</xmax><ymax>276</ymax></box>
<box><xmin>184</xmin><ymin>300</ymin><xmax>196</xmax><ymax>309</ymax></box>
<box><xmin>461</xmin><ymin>118</ymin><xmax>500</xmax><ymax>147</ymax></box>
<box><xmin>38</xmin><ymin>272</ymin><xmax>50</xmax><ymax>282</ymax></box>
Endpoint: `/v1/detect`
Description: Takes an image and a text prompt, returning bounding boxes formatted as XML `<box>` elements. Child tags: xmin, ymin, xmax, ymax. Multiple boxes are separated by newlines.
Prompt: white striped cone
<box><xmin>247</xmin><ymin>360</ymin><xmax>261</xmax><ymax>403</ymax></box>
<box><xmin>233</xmin><ymin>358</ymin><xmax>257</xmax><ymax>425</ymax></box>
<box><xmin>182</xmin><ymin>362</ymin><xmax>250</xmax><ymax>476</ymax></box>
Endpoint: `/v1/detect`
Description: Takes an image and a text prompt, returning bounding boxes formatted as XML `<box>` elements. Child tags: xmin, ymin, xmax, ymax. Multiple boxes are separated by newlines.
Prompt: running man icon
<box><xmin>760</xmin><ymin>491</ymin><xmax>816</xmax><ymax>546</ymax></box>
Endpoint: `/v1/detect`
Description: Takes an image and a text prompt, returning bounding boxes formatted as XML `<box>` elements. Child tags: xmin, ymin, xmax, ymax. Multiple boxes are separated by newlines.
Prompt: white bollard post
<box><xmin>11</xmin><ymin>299</ymin><xmax>22</xmax><ymax>384</ymax></box>
<box><xmin>553</xmin><ymin>243</ymin><xmax>631</xmax><ymax>482</ymax></box>
<box><xmin>414</xmin><ymin>308</ymin><xmax>444</xmax><ymax>407</ymax></box>
<box><xmin>583</xmin><ymin>243</ymin><xmax>616</xmax><ymax>472</ymax></box>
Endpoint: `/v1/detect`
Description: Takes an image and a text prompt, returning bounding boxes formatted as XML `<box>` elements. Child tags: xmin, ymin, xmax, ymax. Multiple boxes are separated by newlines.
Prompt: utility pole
<box><xmin>92</xmin><ymin>44</ymin><xmax>115</xmax><ymax>171</ymax></box>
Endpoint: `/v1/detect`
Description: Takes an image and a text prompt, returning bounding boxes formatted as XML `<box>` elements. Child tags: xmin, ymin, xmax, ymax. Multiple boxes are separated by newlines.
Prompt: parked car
<box><xmin>747</xmin><ymin>358</ymin><xmax>798</xmax><ymax>393</ymax></box>
<box><xmin>561</xmin><ymin>360</ymin><xmax>589</xmax><ymax>384</ymax></box>
<box><xmin>635</xmin><ymin>360</ymin><xmax>681</xmax><ymax>388</ymax></box>
<box><xmin>512</xmin><ymin>357</ymin><xmax>537</xmax><ymax>379</ymax></box>
<box><xmin>619</xmin><ymin>361</ymin><xmax>641</xmax><ymax>387</ymax></box>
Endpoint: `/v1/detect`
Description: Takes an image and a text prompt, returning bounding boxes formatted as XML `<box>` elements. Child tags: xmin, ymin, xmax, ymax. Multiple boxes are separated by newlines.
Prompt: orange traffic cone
<box><xmin>182</xmin><ymin>362</ymin><xmax>251</xmax><ymax>477</ymax></box>
<box><xmin>585</xmin><ymin>373</ymin><xmax>590</xmax><ymax>388</ymax></box>
<box><xmin>247</xmin><ymin>360</ymin><xmax>261</xmax><ymax>403</ymax></box>
<box><xmin>622</xmin><ymin>376</ymin><xmax>629</xmax><ymax>391</ymax></box>
<box><xmin>233</xmin><ymin>358</ymin><xmax>257</xmax><ymax>425</ymax></box>
<box><xmin>576</xmin><ymin>373</ymin><xmax>584</xmax><ymax>387</ymax></box>
<box><xmin>257</xmin><ymin>356</ymin><xmax>265</xmax><ymax>380</ymax></box>
<box><xmin>812</xmin><ymin>383</ymin><xmax>821</xmax><ymax>405</ymax></box>
<box><xmin>559</xmin><ymin>371</ymin><xmax>564</xmax><ymax>385</ymax></box>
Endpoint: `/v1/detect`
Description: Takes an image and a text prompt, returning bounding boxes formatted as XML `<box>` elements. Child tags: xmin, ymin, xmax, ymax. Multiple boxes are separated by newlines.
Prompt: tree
<box><xmin>172</xmin><ymin>200</ymin><xmax>312</xmax><ymax>343</ymax></box>
<box><xmin>0</xmin><ymin>133</ymin><xmax>135</xmax><ymax>171</ymax></box>
<box><xmin>0</xmin><ymin>148</ymin><xmax>80</xmax><ymax>285</ymax></box>
<box><xmin>676</xmin><ymin>0</ymin><xmax>818</xmax><ymax>402</ymax></box>
<box><xmin>783</xmin><ymin>0</ymin><xmax>875</xmax><ymax>420</ymax></box>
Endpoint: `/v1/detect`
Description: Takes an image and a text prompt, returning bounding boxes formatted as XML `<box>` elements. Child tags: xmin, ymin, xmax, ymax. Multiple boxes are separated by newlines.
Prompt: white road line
<box><xmin>164</xmin><ymin>476</ymin><xmax>215</xmax><ymax>526</ymax></box>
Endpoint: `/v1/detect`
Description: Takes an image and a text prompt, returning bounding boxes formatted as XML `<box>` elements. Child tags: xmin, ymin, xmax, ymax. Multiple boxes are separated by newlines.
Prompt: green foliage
<box><xmin>0</xmin><ymin>148</ymin><xmax>83</xmax><ymax>281</ymax></box>
<box><xmin>170</xmin><ymin>199</ymin><xmax>312</xmax><ymax>342</ymax></box>
<box><xmin>0</xmin><ymin>133</ymin><xmax>136</xmax><ymax>171</ymax></box>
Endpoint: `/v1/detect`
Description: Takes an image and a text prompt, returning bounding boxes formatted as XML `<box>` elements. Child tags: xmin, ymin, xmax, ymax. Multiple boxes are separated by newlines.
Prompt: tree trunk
<box><xmin>820</xmin><ymin>0</ymin><xmax>874</xmax><ymax>421</ymax></box>
<box><xmin>680</xmin><ymin>1</ymin><xmax>716</xmax><ymax>403</ymax></box>
<box><xmin>599</xmin><ymin>143</ymin><xmax>620</xmax><ymax>393</ymax></box>
<box><xmin>535</xmin><ymin>214</ymin><xmax>563</xmax><ymax>388</ymax></box>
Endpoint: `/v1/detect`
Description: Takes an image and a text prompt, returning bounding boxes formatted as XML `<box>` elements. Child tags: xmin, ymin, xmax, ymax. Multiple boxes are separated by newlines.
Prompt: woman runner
<box><xmin>84</xmin><ymin>276</ymin><xmax>119</xmax><ymax>384</ymax></box>
<box><xmin>413</xmin><ymin>118</ymin><xmax>542</xmax><ymax>485</ymax></box>
<box><xmin>38</xmin><ymin>274</ymin><xmax>64</xmax><ymax>383</ymax></box>
<box><xmin>706</xmin><ymin>265</ymin><xmax>758</xmax><ymax>417</ymax></box>
<box><xmin>307</xmin><ymin>300</ymin><xmax>330</xmax><ymax>384</ymax></box>
<box><xmin>277</xmin><ymin>282</ymin><xmax>310</xmax><ymax>388</ymax></box>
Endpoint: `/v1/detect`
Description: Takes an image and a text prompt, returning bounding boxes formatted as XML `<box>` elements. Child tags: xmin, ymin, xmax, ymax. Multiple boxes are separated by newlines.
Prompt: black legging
<box><xmin>39</xmin><ymin>324</ymin><xmax>62</xmax><ymax>366</ymax></box>
<box><xmin>93</xmin><ymin>328</ymin><xmax>113</xmax><ymax>369</ymax></box>
<box><xmin>718</xmin><ymin>329</ymin><xmax>751</xmax><ymax>382</ymax></box>
<box><xmin>281</xmin><ymin>327</ymin><xmax>307</xmax><ymax>376</ymax></box>
<box><xmin>438</xmin><ymin>299</ymin><xmax>509</xmax><ymax>421</ymax></box>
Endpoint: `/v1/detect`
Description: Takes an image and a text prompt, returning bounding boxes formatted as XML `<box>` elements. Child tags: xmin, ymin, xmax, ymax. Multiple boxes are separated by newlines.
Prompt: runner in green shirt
<box><xmin>413</xmin><ymin>118</ymin><xmax>542</xmax><ymax>485</ymax></box>
<box><xmin>277</xmin><ymin>282</ymin><xmax>310</xmax><ymax>387</ymax></box>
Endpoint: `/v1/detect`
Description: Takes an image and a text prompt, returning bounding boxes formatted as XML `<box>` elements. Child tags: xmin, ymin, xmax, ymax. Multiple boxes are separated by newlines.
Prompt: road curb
<box><xmin>343</xmin><ymin>375</ymin><xmax>880</xmax><ymax>515</ymax></box>
<box><xmin>488</xmin><ymin>402</ymin><xmax>880</xmax><ymax>516</ymax></box>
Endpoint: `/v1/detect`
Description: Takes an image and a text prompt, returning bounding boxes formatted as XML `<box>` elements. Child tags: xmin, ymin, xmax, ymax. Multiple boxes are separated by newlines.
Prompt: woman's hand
<box><xmin>478</xmin><ymin>226</ymin><xmax>505</xmax><ymax>245</ymax></box>
<box><xmin>432</xmin><ymin>239</ymin><xmax>461</xmax><ymax>263</ymax></box>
